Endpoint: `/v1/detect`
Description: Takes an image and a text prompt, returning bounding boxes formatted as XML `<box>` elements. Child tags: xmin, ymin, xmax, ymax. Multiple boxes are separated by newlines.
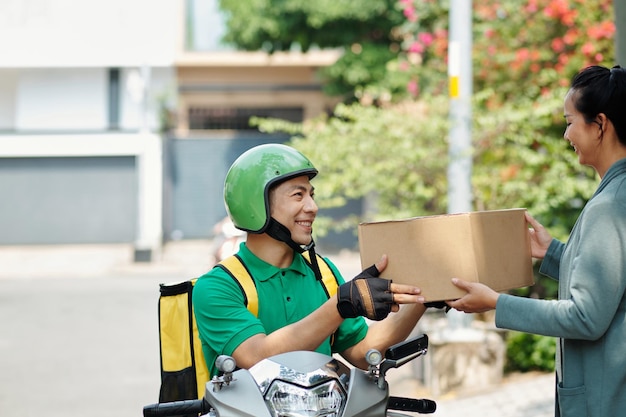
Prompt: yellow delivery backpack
<box><xmin>157</xmin><ymin>252</ymin><xmax>340</xmax><ymax>402</ymax></box>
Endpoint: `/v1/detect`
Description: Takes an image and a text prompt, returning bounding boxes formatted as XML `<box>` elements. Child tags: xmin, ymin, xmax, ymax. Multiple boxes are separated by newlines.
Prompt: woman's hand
<box><xmin>446</xmin><ymin>278</ymin><xmax>499</xmax><ymax>313</ymax></box>
<box><xmin>525</xmin><ymin>211</ymin><xmax>552</xmax><ymax>259</ymax></box>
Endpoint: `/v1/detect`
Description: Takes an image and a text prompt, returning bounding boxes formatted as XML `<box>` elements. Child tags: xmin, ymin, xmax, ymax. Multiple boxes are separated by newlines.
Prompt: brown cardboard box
<box><xmin>358</xmin><ymin>208</ymin><xmax>534</xmax><ymax>301</ymax></box>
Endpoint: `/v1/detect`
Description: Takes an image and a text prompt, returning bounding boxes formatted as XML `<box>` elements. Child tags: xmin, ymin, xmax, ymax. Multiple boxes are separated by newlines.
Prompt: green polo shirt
<box><xmin>192</xmin><ymin>243</ymin><xmax>368</xmax><ymax>377</ymax></box>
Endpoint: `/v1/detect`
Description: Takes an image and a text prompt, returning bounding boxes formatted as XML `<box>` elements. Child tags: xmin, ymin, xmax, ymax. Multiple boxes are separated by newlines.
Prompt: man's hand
<box><xmin>337</xmin><ymin>255</ymin><xmax>423</xmax><ymax>321</ymax></box>
<box><xmin>337</xmin><ymin>264</ymin><xmax>393</xmax><ymax>321</ymax></box>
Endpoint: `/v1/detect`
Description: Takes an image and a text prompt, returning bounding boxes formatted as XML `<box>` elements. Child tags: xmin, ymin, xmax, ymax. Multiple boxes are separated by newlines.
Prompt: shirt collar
<box><xmin>237</xmin><ymin>243</ymin><xmax>310</xmax><ymax>282</ymax></box>
<box><xmin>593</xmin><ymin>157</ymin><xmax>626</xmax><ymax>198</ymax></box>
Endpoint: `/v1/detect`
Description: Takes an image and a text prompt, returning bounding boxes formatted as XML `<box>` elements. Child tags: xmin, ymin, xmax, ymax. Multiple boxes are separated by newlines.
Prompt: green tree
<box><xmin>218</xmin><ymin>0</ymin><xmax>406</xmax><ymax>99</ymax></box>
<box><xmin>255</xmin><ymin>98</ymin><xmax>451</xmax><ymax>227</ymax></box>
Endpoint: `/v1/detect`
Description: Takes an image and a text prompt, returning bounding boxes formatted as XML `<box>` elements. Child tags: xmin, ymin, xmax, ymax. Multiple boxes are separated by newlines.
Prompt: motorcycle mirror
<box><xmin>365</xmin><ymin>349</ymin><xmax>383</xmax><ymax>366</ymax></box>
<box><xmin>216</xmin><ymin>355</ymin><xmax>237</xmax><ymax>373</ymax></box>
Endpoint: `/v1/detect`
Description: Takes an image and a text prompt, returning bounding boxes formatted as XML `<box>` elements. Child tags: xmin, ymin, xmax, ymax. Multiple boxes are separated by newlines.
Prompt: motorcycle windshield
<box><xmin>249</xmin><ymin>351</ymin><xmax>352</xmax><ymax>395</ymax></box>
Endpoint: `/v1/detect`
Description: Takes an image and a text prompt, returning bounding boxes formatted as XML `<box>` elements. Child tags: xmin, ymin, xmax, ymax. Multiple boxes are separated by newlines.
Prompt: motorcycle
<box><xmin>211</xmin><ymin>216</ymin><xmax>247</xmax><ymax>263</ymax></box>
<box><xmin>143</xmin><ymin>333</ymin><xmax>436</xmax><ymax>417</ymax></box>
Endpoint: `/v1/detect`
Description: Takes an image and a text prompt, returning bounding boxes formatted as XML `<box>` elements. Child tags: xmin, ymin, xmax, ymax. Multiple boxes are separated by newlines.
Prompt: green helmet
<box><xmin>224</xmin><ymin>143</ymin><xmax>318</xmax><ymax>233</ymax></box>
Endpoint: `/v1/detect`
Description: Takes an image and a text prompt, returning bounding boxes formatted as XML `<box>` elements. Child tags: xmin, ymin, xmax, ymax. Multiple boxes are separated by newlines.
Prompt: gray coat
<box><xmin>496</xmin><ymin>158</ymin><xmax>626</xmax><ymax>417</ymax></box>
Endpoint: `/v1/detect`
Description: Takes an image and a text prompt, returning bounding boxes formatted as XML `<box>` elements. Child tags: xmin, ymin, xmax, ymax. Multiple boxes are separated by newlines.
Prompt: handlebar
<box><xmin>378</xmin><ymin>334</ymin><xmax>429</xmax><ymax>389</ymax></box>
<box><xmin>385</xmin><ymin>334</ymin><xmax>428</xmax><ymax>361</ymax></box>
<box><xmin>143</xmin><ymin>399</ymin><xmax>210</xmax><ymax>417</ymax></box>
<box><xmin>388</xmin><ymin>396</ymin><xmax>437</xmax><ymax>414</ymax></box>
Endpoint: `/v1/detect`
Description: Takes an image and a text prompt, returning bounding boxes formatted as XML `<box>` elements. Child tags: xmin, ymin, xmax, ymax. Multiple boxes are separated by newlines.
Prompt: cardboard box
<box><xmin>358</xmin><ymin>208</ymin><xmax>534</xmax><ymax>301</ymax></box>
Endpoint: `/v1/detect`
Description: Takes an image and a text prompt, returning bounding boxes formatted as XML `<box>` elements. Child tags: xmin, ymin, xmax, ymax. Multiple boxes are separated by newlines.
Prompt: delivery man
<box><xmin>192</xmin><ymin>143</ymin><xmax>428</xmax><ymax>377</ymax></box>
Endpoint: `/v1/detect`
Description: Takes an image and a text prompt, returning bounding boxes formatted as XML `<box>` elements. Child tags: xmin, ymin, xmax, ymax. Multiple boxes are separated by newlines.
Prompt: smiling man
<box><xmin>192</xmin><ymin>143</ymin><xmax>427</xmax><ymax>378</ymax></box>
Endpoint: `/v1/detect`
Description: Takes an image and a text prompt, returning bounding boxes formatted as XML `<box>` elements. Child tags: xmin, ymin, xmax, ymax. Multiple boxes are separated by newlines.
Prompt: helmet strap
<box><xmin>306</xmin><ymin>244</ymin><xmax>324</xmax><ymax>282</ymax></box>
<box><xmin>265</xmin><ymin>217</ymin><xmax>307</xmax><ymax>254</ymax></box>
<box><xmin>265</xmin><ymin>218</ymin><xmax>324</xmax><ymax>282</ymax></box>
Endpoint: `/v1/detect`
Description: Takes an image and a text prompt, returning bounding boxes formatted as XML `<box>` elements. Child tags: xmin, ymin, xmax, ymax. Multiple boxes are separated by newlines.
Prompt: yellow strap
<box><xmin>219</xmin><ymin>252</ymin><xmax>338</xmax><ymax>318</ymax></box>
<box><xmin>218</xmin><ymin>255</ymin><xmax>259</xmax><ymax>317</ymax></box>
<box><xmin>302</xmin><ymin>251</ymin><xmax>339</xmax><ymax>346</ymax></box>
<box><xmin>302</xmin><ymin>251</ymin><xmax>339</xmax><ymax>297</ymax></box>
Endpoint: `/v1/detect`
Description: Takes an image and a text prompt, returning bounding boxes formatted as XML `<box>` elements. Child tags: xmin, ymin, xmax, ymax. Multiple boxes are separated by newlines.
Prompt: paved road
<box><xmin>0</xmin><ymin>274</ymin><xmax>166</xmax><ymax>417</ymax></box>
<box><xmin>0</xmin><ymin>242</ymin><xmax>555</xmax><ymax>417</ymax></box>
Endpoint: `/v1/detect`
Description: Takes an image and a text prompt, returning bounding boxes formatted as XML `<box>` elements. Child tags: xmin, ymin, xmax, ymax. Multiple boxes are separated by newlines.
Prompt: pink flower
<box><xmin>543</xmin><ymin>0</ymin><xmax>569</xmax><ymax>19</ymax></box>
<box><xmin>563</xmin><ymin>29</ymin><xmax>577</xmax><ymax>45</ymax></box>
<box><xmin>588</xmin><ymin>21</ymin><xmax>616</xmax><ymax>39</ymax></box>
<box><xmin>525</xmin><ymin>0</ymin><xmax>538</xmax><ymax>13</ymax></box>
<box><xmin>516</xmin><ymin>48</ymin><xmax>530</xmax><ymax>61</ymax></box>
<box><xmin>407</xmin><ymin>80</ymin><xmax>419</xmax><ymax>97</ymax></box>
<box><xmin>403</xmin><ymin>6</ymin><xmax>418</xmax><ymax>22</ymax></box>
<box><xmin>551</xmin><ymin>38</ymin><xmax>565</xmax><ymax>53</ymax></box>
<box><xmin>581</xmin><ymin>42</ymin><xmax>595</xmax><ymax>56</ymax></box>
<box><xmin>408</xmin><ymin>41</ymin><xmax>425</xmax><ymax>54</ymax></box>
<box><xmin>418</xmin><ymin>32</ymin><xmax>434</xmax><ymax>46</ymax></box>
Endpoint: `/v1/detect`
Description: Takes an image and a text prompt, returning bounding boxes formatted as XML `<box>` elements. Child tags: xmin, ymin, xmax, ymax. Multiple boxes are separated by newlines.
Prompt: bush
<box><xmin>504</xmin><ymin>331</ymin><xmax>556</xmax><ymax>373</ymax></box>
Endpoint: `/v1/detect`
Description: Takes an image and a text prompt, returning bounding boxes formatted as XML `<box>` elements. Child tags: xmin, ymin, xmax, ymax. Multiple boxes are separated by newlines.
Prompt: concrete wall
<box><xmin>0</xmin><ymin>67</ymin><xmax>175</xmax><ymax>133</ymax></box>
<box><xmin>0</xmin><ymin>0</ymin><xmax>179</xmax><ymax>68</ymax></box>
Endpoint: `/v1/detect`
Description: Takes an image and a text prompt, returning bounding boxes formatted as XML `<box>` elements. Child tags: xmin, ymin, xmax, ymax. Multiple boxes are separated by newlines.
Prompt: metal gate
<box><xmin>163</xmin><ymin>134</ymin><xmax>286</xmax><ymax>240</ymax></box>
<box><xmin>163</xmin><ymin>134</ymin><xmax>359</xmax><ymax>251</ymax></box>
<box><xmin>0</xmin><ymin>156</ymin><xmax>137</xmax><ymax>244</ymax></box>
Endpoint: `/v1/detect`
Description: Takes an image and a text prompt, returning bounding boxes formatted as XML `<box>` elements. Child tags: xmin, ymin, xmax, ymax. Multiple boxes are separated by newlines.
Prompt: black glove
<box><xmin>424</xmin><ymin>301</ymin><xmax>451</xmax><ymax>312</ymax></box>
<box><xmin>337</xmin><ymin>264</ymin><xmax>393</xmax><ymax>321</ymax></box>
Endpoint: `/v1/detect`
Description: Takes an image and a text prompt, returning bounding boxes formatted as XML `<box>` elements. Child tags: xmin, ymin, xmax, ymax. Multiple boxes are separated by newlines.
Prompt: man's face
<box><xmin>269</xmin><ymin>175</ymin><xmax>318</xmax><ymax>245</ymax></box>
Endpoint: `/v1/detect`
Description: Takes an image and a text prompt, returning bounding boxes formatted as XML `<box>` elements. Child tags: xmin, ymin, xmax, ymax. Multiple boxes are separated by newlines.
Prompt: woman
<box><xmin>447</xmin><ymin>65</ymin><xmax>626</xmax><ymax>417</ymax></box>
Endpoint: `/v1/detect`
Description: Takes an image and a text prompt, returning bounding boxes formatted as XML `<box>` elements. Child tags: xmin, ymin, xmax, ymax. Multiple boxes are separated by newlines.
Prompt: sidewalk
<box><xmin>0</xmin><ymin>240</ymin><xmax>555</xmax><ymax>417</ymax></box>
<box><xmin>389</xmin><ymin>365</ymin><xmax>554</xmax><ymax>417</ymax></box>
<box><xmin>0</xmin><ymin>240</ymin><xmax>216</xmax><ymax>280</ymax></box>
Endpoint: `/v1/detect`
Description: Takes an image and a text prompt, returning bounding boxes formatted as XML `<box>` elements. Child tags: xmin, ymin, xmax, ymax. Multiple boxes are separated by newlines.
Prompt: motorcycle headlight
<box><xmin>265</xmin><ymin>379</ymin><xmax>346</xmax><ymax>417</ymax></box>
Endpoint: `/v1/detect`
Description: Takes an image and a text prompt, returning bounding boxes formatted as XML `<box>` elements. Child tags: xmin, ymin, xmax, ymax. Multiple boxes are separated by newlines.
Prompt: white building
<box><xmin>0</xmin><ymin>0</ymin><xmax>344</xmax><ymax>259</ymax></box>
<box><xmin>0</xmin><ymin>0</ymin><xmax>179</xmax><ymax>259</ymax></box>
<box><xmin>0</xmin><ymin>0</ymin><xmax>346</xmax><ymax>260</ymax></box>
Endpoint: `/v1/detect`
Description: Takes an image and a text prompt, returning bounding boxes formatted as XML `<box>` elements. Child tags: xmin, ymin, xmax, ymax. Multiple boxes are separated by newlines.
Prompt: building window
<box><xmin>186</xmin><ymin>0</ymin><xmax>230</xmax><ymax>52</ymax></box>
<box><xmin>108</xmin><ymin>68</ymin><xmax>121</xmax><ymax>130</ymax></box>
<box><xmin>188</xmin><ymin>107</ymin><xmax>304</xmax><ymax>130</ymax></box>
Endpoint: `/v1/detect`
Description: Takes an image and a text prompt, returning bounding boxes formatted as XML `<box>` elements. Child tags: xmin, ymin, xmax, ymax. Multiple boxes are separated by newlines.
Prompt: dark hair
<box><xmin>570</xmin><ymin>65</ymin><xmax>626</xmax><ymax>146</ymax></box>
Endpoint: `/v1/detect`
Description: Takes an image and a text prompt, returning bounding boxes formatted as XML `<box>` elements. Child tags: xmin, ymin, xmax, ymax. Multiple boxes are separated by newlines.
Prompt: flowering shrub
<box><xmin>393</xmin><ymin>0</ymin><xmax>615</xmax><ymax>104</ymax></box>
